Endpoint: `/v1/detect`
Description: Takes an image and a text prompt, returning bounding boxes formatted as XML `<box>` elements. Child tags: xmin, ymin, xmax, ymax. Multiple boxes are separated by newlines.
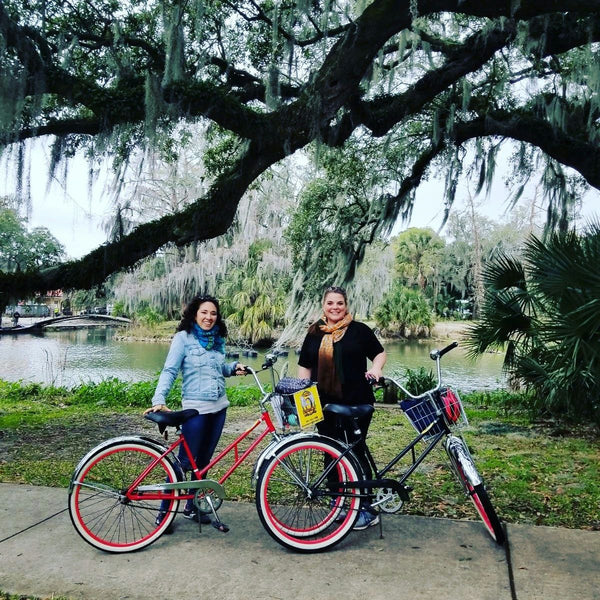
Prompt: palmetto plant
<box><xmin>218</xmin><ymin>242</ymin><xmax>289</xmax><ymax>345</ymax></box>
<box><xmin>467</xmin><ymin>224</ymin><xmax>600</xmax><ymax>424</ymax></box>
<box><xmin>374</xmin><ymin>285</ymin><xmax>433</xmax><ymax>338</ymax></box>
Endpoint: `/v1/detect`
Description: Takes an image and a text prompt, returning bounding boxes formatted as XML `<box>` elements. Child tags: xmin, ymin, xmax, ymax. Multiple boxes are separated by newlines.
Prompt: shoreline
<box><xmin>115</xmin><ymin>319</ymin><xmax>473</xmax><ymax>345</ymax></box>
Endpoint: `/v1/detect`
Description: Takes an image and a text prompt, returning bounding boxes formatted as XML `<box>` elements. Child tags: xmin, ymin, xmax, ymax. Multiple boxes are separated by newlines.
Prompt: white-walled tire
<box><xmin>69</xmin><ymin>441</ymin><xmax>181</xmax><ymax>552</ymax></box>
<box><xmin>255</xmin><ymin>436</ymin><xmax>362</xmax><ymax>552</ymax></box>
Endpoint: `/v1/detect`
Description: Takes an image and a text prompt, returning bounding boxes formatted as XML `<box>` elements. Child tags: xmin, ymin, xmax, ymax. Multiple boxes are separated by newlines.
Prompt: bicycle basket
<box><xmin>440</xmin><ymin>388</ymin><xmax>462</xmax><ymax>424</ymax></box>
<box><xmin>270</xmin><ymin>377</ymin><xmax>312</xmax><ymax>429</ymax></box>
<box><xmin>400</xmin><ymin>387</ymin><xmax>465</xmax><ymax>437</ymax></box>
<box><xmin>400</xmin><ymin>394</ymin><xmax>446</xmax><ymax>437</ymax></box>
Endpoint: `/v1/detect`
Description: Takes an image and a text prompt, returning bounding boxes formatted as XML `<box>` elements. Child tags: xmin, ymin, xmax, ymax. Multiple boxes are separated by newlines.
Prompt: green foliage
<box><xmin>402</xmin><ymin>366</ymin><xmax>437</xmax><ymax>398</ymax></box>
<box><xmin>112</xmin><ymin>300</ymin><xmax>127</xmax><ymax>317</ymax></box>
<box><xmin>69</xmin><ymin>289</ymin><xmax>105</xmax><ymax>313</ymax></box>
<box><xmin>0</xmin><ymin>377</ymin><xmax>261</xmax><ymax>412</ymax></box>
<box><xmin>0</xmin><ymin>201</ymin><xmax>65</xmax><ymax>273</ymax></box>
<box><xmin>285</xmin><ymin>141</ymin><xmax>394</xmax><ymax>301</ymax></box>
<box><xmin>225</xmin><ymin>384</ymin><xmax>264</xmax><ymax>407</ymax></box>
<box><xmin>393</xmin><ymin>228</ymin><xmax>445</xmax><ymax>290</ymax></box>
<box><xmin>467</xmin><ymin>223</ymin><xmax>600</xmax><ymax>424</ymax></box>
<box><xmin>218</xmin><ymin>239</ymin><xmax>290</xmax><ymax>345</ymax></box>
<box><xmin>70</xmin><ymin>378</ymin><xmax>161</xmax><ymax>409</ymax></box>
<box><xmin>374</xmin><ymin>284</ymin><xmax>433</xmax><ymax>338</ymax></box>
<box><xmin>135</xmin><ymin>302</ymin><xmax>166</xmax><ymax>326</ymax></box>
<box><xmin>0</xmin><ymin>379</ymin><xmax>68</xmax><ymax>403</ymax></box>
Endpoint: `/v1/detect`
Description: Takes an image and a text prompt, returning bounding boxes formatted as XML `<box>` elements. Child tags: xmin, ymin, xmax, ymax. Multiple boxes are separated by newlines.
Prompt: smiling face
<box><xmin>195</xmin><ymin>301</ymin><xmax>218</xmax><ymax>331</ymax></box>
<box><xmin>323</xmin><ymin>292</ymin><xmax>348</xmax><ymax>325</ymax></box>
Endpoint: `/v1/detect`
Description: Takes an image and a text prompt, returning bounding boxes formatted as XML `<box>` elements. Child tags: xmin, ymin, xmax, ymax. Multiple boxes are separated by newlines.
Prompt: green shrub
<box><xmin>0</xmin><ymin>380</ymin><xmax>68</xmax><ymax>403</ymax></box>
<box><xmin>1</xmin><ymin>378</ymin><xmax>267</xmax><ymax>412</ymax></box>
<box><xmin>402</xmin><ymin>366</ymin><xmax>436</xmax><ymax>398</ymax></box>
<box><xmin>135</xmin><ymin>303</ymin><xmax>165</xmax><ymax>326</ymax></box>
<box><xmin>69</xmin><ymin>378</ymin><xmax>170</xmax><ymax>409</ymax></box>
<box><xmin>226</xmin><ymin>384</ymin><xmax>264</xmax><ymax>407</ymax></box>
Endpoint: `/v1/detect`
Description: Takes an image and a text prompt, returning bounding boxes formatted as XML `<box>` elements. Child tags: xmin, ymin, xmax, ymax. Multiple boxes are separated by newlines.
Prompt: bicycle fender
<box><xmin>443</xmin><ymin>435</ymin><xmax>482</xmax><ymax>487</ymax></box>
<box><xmin>69</xmin><ymin>435</ymin><xmax>183</xmax><ymax>492</ymax></box>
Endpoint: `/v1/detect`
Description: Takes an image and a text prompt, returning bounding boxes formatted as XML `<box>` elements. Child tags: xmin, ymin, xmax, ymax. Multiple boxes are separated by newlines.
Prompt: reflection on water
<box><xmin>0</xmin><ymin>327</ymin><xmax>505</xmax><ymax>391</ymax></box>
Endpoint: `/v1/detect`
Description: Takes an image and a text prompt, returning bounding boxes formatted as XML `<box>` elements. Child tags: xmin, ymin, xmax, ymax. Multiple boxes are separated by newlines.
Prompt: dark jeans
<box><xmin>159</xmin><ymin>408</ymin><xmax>227</xmax><ymax>515</ymax></box>
<box><xmin>317</xmin><ymin>409</ymin><xmax>374</xmax><ymax>482</ymax></box>
<box><xmin>179</xmin><ymin>408</ymin><xmax>228</xmax><ymax>478</ymax></box>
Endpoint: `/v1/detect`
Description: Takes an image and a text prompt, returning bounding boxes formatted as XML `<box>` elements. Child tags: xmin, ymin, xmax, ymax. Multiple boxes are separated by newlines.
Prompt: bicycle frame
<box><xmin>312</xmin><ymin>342</ymin><xmax>476</xmax><ymax>505</ymax></box>
<box><xmin>125</xmin><ymin>362</ymin><xmax>282</xmax><ymax>506</ymax></box>
<box><xmin>315</xmin><ymin>419</ymin><xmax>448</xmax><ymax>507</ymax></box>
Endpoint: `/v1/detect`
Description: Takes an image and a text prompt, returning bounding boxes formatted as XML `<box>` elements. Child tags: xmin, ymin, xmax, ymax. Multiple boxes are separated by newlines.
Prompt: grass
<box><xmin>1</xmin><ymin>382</ymin><xmax>599</xmax><ymax>600</ymax></box>
<box><xmin>0</xmin><ymin>380</ymin><xmax>598</xmax><ymax>531</ymax></box>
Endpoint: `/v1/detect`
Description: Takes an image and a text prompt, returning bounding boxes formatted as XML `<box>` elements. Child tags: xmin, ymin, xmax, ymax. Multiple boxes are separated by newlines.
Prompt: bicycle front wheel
<box><xmin>255</xmin><ymin>436</ymin><xmax>362</xmax><ymax>552</ymax></box>
<box><xmin>451</xmin><ymin>455</ymin><xmax>505</xmax><ymax>545</ymax></box>
<box><xmin>69</xmin><ymin>440</ymin><xmax>181</xmax><ymax>552</ymax></box>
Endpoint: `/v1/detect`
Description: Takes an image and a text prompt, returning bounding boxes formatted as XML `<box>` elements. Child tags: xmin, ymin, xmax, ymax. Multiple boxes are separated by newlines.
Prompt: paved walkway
<box><xmin>0</xmin><ymin>484</ymin><xmax>598</xmax><ymax>600</ymax></box>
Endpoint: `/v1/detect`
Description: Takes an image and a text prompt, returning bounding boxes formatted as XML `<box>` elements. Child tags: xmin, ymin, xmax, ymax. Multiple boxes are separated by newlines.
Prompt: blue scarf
<box><xmin>192</xmin><ymin>323</ymin><xmax>225</xmax><ymax>354</ymax></box>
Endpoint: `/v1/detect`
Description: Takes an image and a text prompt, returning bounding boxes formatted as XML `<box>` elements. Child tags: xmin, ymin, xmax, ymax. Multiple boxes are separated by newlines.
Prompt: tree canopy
<box><xmin>0</xmin><ymin>199</ymin><xmax>65</xmax><ymax>272</ymax></box>
<box><xmin>1</xmin><ymin>0</ymin><xmax>599</xmax><ymax>303</ymax></box>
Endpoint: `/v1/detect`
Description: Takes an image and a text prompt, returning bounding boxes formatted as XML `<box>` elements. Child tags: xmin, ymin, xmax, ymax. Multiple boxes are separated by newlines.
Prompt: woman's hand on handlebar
<box><xmin>234</xmin><ymin>363</ymin><xmax>249</xmax><ymax>376</ymax></box>
<box><xmin>365</xmin><ymin>368</ymin><xmax>383</xmax><ymax>385</ymax></box>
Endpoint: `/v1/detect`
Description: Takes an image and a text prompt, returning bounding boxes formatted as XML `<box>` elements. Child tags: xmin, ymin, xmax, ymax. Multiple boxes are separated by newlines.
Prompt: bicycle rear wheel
<box><xmin>255</xmin><ymin>436</ymin><xmax>362</xmax><ymax>552</ymax></box>
<box><xmin>69</xmin><ymin>440</ymin><xmax>181</xmax><ymax>552</ymax></box>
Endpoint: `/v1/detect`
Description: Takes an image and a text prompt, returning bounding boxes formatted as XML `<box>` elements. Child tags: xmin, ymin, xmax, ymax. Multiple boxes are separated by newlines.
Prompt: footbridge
<box><xmin>1</xmin><ymin>314</ymin><xmax>131</xmax><ymax>334</ymax></box>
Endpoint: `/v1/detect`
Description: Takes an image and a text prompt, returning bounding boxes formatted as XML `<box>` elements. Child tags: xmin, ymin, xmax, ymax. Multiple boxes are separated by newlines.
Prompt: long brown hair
<box><xmin>176</xmin><ymin>295</ymin><xmax>228</xmax><ymax>336</ymax></box>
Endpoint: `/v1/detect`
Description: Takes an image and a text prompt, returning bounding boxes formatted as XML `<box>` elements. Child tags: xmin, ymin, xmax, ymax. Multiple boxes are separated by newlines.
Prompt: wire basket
<box><xmin>269</xmin><ymin>377</ymin><xmax>312</xmax><ymax>430</ymax></box>
<box><xmin>400</xmin><ymin>388</ymin><xmax>467</xmax><ymax>437</ymax></box>
<box><xmin>270</xmin><ymin>393</ymin><xmax>300</xmax><ymax>430</ymax></box>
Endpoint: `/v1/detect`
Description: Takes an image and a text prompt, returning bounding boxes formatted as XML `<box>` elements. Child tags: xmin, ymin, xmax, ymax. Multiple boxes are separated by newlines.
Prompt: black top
<box><xmin>298</xmin><ymin>320</ymin><xmax>384</xmax><ymax>406</ymax></box>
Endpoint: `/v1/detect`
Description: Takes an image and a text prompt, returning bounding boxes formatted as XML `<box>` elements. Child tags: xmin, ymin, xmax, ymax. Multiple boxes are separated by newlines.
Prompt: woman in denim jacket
<box><xmin>144</xmin><ymin>294</ymin><xmax>246</xmax><ymax>524</ymax></box>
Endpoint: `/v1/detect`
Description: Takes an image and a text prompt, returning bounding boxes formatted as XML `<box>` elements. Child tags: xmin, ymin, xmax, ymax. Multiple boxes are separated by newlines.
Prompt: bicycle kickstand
<box><xmin>203</xmin><ymin>496</ymin><xmax>229</xmax><ymax>534</ymax></box>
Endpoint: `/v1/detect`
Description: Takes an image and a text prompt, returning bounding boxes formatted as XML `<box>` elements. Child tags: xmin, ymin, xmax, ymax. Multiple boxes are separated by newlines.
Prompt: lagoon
<box><xmin>0</xmin><ymin>327</ymin><xmax>505</xmax><ymax>392</ymax></box>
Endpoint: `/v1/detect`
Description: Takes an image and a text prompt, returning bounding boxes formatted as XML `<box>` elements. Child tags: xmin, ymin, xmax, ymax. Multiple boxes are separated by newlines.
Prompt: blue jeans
<box><xmin>179</xmin><ymin>408</ymin><xmax>227</xmax><ymax>478</ymax></box>
<box><xmin>159</xmin><ymin>408</ymin><xmax>227</xmax><ymax>515</ymax></box>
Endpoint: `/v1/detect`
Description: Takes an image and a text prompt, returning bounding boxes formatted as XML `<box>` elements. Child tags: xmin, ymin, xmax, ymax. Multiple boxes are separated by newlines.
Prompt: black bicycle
<box><xmin>254</xmin><ymin>341</ymin><xmax>505</xmax><ymax>552</ymax></box>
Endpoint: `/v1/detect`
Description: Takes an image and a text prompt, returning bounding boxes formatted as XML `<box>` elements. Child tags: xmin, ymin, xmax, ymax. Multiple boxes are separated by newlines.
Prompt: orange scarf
<box><xmin>318</xmin><ymin>313</ymin><xmax>353</xmax><ymax>398</ymax></box>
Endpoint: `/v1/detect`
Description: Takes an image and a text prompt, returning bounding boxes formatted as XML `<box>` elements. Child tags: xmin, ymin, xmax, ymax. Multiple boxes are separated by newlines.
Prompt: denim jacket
<box><xmin>152</xmin><ymin>330</ymin><xmax>237</xmax><ymax>406</ymax></box>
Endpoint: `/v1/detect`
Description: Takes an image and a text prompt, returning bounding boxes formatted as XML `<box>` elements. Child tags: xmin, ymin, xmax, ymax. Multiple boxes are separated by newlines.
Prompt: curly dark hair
<box><xmin>176</xmin><ymin>295</ymin><xmax>228</xmax><ymax>337</ymax></box>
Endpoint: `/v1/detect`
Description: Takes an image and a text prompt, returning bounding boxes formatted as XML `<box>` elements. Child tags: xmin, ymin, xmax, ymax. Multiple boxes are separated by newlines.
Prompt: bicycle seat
<box><xmin>144</xmin><ymin>409</ymin><xmax>199</xmax><ymax>433</ymax></box>
<box><xmin>323</xmin><ymin>404</ymin><xmax>375</xmax><ymax>420</ymax></box>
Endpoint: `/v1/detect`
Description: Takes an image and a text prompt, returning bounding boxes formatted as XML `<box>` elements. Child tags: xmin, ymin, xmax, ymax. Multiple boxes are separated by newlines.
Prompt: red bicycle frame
<box><xmin>126</xmin><ymin>406</ymin><xmax>277</xmax><ymax>503</ymax></box>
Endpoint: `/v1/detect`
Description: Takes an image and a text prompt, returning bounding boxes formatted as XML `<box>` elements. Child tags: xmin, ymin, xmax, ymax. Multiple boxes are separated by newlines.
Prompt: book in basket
<box><xmin>292</xmin><ymin>385</ymin><xmax>324</xmax><ymax>428</ymax></box>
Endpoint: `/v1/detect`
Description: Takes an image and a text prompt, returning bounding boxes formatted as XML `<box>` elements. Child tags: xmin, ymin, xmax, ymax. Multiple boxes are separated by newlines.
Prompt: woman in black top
<box><xmin>298</xmin><ymin>286</ymin><xmax>386</xmax><ymax>530</ymax></box>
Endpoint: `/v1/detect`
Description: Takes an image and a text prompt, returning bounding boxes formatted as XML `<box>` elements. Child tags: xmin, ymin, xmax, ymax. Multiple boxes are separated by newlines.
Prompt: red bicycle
<box><xmin>68</xmin><ymin>355</ymin><xmax>292</xmax><ymax>552</ymax></box>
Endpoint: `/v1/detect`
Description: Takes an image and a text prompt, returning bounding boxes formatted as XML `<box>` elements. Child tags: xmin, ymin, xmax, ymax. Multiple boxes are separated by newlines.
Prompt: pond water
<box><xmin>0</xmin><ymin>326</ymin><xmax>506</xmax><ymax>392</ymax></box>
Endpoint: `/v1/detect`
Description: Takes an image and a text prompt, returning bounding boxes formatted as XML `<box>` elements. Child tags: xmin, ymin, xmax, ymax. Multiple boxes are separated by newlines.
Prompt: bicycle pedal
<box><xmin>212</xmin><ymin>520</ymin><xmax>229</xmax><ymax>533</ymax></box>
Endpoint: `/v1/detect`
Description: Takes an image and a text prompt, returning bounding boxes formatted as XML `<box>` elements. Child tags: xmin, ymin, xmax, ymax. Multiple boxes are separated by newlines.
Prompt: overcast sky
<box><xmin>2</xmin><ymin>139</ymin><xmax>598</xmax><ymax>259</ymax></box>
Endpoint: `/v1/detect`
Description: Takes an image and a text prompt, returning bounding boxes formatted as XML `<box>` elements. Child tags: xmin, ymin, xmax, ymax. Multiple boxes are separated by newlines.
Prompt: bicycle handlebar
<box><xmin>429</xmin><ymin>341</ymin><xmax>458</xmax><ymax>361</ymax></box>
<box><xmin>261</xmin><ymin>353</ymin><xmax>278</xmax><ymax>370</ymax></box>
<box><xmin>241</xmin><ymin>352</ymin><xmax>281</xmax><ymax>404</ymax></box>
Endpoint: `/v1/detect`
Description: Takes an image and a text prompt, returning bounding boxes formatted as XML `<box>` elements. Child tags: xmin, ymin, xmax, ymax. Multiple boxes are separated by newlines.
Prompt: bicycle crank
<box><xmin>374</xmin><ymin>487</ymin><xmax>404</xmax><ymax>514</ymax></box>
<box><xmin>193</xmin><ymin>480</ymin><xmax>225</xmax><ymax>515</ymax></box>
